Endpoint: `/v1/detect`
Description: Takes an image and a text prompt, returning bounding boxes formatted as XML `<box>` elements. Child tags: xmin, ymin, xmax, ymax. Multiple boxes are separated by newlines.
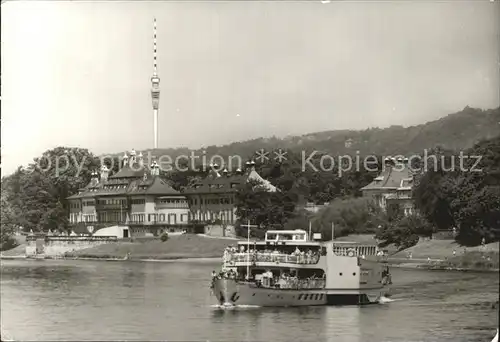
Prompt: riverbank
<box><xmin>386</xmin><ymin>250</ymin><xmax>499</xmax><ymax>273</ymax></box>
<box><xmin>0</xmin><ymin>234</ymin><xmax>235</xmax><ymax>261</ymax></box>
<box><xmin>390</xmin><ymin>239</ymin><xmax>499</xmax><ymax>259</ymax></box>
<box><xmin>62</xmin><ymin>234</ymin><xmax>234</xmax><ymax>260</ymax></box>
<box><xmin>2</xmin><ymin>234</ymin><xmax>498</xmax><ymax>273</ymax></box>
<box><xmin>389</xmin><ymin>262</ymin><xmax>499</xmax><ymax>273</ymax></box>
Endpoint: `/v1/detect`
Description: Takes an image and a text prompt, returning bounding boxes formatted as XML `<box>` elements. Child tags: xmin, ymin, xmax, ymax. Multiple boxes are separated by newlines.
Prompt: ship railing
<box><xmin>226</xmin><ymin>252</ymin><xmax>320</xmax><ymax>265</ymax></box>
<box><xmin>249</xmin><ymin>278</ymin><xmax>326</xmax><ymax>290</ymax></box>
<box><xmin>278</xmin><ymin>279</ymin><xmax>326</xmax><ymax>290</ymax></box>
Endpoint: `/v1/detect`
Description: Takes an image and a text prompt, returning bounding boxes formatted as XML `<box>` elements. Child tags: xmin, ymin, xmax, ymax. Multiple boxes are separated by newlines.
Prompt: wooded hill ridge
<box><xmin>108</xmin><ymin>106</ymin><xmax>500</xmax><ymax>159</ymax></box>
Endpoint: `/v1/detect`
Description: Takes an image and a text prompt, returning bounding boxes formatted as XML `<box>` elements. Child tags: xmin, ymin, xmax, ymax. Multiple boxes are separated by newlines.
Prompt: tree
<box><xmin>284</xmin><ymin>209</ymin><xmax>315</xmax><ymax>231</ymax></box>
<box><xmin>312</xmin><ymin>197</ymin><xmax>387</xmax><ymax>240</ymax></box>
<box><xmin>1</xmin><ymin>167</ymin><xmax>29</xmax><ymax>231</ymax></box>
<box><xmin>235</xmin><ymin>179</ymin><xmax>296</xmax><ymax>230</ymax></box>
<box><xmin>18</xmin><ymin>168</ymin><xmax>58</xmax><ymax>232</ymax></box>
<box><xmin>1</xmin><ymin>147</ymin><xmax>99</xmax><ymax>233</ymax></box>
<box><xmin>412</xmin><ymin>147</ymin><xmax>460</xmax><ymax>232</ymax></box>
<box><xmin>1</xmin><ymin>190</ymin><xmax>19</xmax><ymax>250</ymax></box>
<box><xmin>412</xmin><ymin>137</ymin><xmax>500</xmax><ymax>246</ymax></box>
<box><xmin>161</xmin><ymin>160</ymin><xmax>208</xmax><ymax>192</ymax></box>
<box><xmin>375</xmin><ymin>213</ymin><xmax>432</xmax><ymax>250</ymax></box>
<box><xmin>34</xmin><ymin>147</ymin><xmax>99</xmax><ymax>202</ymax></box>
<box><xmin>451</xmin><ymin>137</ymin><xmax>500</xmax><ymax>245</ymax></box>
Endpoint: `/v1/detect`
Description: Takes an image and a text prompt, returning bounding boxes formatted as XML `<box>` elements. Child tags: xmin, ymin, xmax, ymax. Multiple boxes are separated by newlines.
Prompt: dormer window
<box><xmin>375</xmin><ymin>176</ymin><xmax>384</xmax><ymax>182</ymax></box>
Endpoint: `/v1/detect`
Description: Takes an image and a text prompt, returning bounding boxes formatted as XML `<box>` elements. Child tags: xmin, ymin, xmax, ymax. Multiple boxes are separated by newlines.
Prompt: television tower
<box><xmin>151</xmin><ymin>18</ymin><xmax>160</xmax><ymax>149</ymax></box>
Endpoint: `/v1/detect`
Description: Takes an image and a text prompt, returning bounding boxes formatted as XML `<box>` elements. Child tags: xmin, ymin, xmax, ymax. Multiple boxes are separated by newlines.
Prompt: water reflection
<box><xmin>1</xmin><ymin>260</ymin><xmax>498</xmax><ymax>342</ymax></box>
<box><xmin>209</xmin><ymin>305</ymin><xmax>364</xmax><ymax>342</ymax></box>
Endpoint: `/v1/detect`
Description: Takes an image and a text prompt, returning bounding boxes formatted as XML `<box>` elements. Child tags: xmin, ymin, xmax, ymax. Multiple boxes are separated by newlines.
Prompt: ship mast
<box><xmin>246</xmin><ymin>220</ymin><xmax>250</xmax><ymax>280</ymax></box>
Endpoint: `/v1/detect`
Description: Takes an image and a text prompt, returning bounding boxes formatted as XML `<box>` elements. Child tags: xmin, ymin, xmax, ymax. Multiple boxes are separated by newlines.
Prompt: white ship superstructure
<box><xmin>211</xmin><ymin>229</ymin><xmax>392</xmax><ymax>307</ymax></box>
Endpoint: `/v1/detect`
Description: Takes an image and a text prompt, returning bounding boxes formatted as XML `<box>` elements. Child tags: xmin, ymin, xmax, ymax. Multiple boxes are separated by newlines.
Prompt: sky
<box><xmin>1</xmin><ymin>0</ymin><xmax>499</xmax><ymax>175</ymax></box>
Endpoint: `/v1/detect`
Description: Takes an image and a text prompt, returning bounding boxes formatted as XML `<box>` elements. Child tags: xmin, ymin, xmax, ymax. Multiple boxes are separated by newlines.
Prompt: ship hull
<box><xmin>211</xmin><ymin>279</ymin><xmax>386</xmax><ymax>307</ymax></box>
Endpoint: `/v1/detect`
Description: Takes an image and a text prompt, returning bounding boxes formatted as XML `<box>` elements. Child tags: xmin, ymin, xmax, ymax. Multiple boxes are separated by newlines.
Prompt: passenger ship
<box><xmin>211</xmin><ymin>229</ymin><xmax>392</xmax><ymax>307</ymax></box>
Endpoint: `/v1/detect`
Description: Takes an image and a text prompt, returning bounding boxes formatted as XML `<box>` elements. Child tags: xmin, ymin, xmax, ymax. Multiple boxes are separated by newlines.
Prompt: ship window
<box><xmin>353</xmin><ymin>272</ymin><xmax>356</xmax><ymax>276</ymax></box>
<box><xmin>315</xmin><ymin>294</ymin><xmax>319</xmax><ymax>300</ymax></box>
<box><xmin>252</xmin><ymin>293</ymin><xmax>255</xmax><ymax>296</ymax></box>
<box><xmin>304</xmin><ymin>294</ymin><xmax>308</xmax><ymax>300</ymax></box>
<box><xmin>339</xmin><ymin>273</ymin><xmax>343</xmax><ymax>276</ymax></box>
<box><xmin>298</xmin><ymin>294</ymin><xmax>303</xmax><ymax>300</ymax></box>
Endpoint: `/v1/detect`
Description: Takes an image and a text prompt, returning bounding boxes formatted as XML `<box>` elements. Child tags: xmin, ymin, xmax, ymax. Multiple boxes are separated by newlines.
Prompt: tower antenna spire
<box><xmin>153</xmin><ymin>17</ymin><xmax>157</xmax><ymax>77</ymax></box>
<box><xmin>151</xmin><ymin>17</ymin><xmax>160</xmax><ymax>149</ymax></box>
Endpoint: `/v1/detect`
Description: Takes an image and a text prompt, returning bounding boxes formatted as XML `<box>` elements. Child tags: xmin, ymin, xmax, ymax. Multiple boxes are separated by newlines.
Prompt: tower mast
<box><xmin>151</xmin><ymin>18</ymin><xmax>160</xmax><ymax>149</ymax></box>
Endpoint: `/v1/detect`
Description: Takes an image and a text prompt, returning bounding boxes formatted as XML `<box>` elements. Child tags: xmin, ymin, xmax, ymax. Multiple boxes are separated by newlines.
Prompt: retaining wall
<box><xmin>25</xmin><ymin>236</ymin><xmax>117</xmax><ymax>257</ymax></box>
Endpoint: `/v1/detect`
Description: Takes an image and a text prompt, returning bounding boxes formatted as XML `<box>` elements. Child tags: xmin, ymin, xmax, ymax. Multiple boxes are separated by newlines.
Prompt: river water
<box><xmin>1</xmin><ymin>259</ymin><xmax>498</xmax><ymax>342</ymax></box>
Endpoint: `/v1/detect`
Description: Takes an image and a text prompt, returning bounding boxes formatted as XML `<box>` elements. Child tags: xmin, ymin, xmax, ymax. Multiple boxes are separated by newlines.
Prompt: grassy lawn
<box><xmin>333</xmin><ymin>234</ymin><xmax>378</xmax><ymax>244</ymax></box>
<box><xmin>0</xmin><ymin>235</ymin><xmax>27</xmax><ymax>257</ymax></box>
<box><xmin>65</xmin><ymin>234</ymin><xmax>236</xmax><ymax>260</ymax></box>
<box><xmin>391</xmin><ymin>239</ymin><xmax>500</xmax><ymax>260</ymax></box>
<box><xmin>431</xmin><ymin>250</ymin><xmax>500</xmax><ymax>270</ymax></box>
<box><xmin>0</xmin><ymin>244</ymin><xmax>26</xmax><ymax>257</ymax></box>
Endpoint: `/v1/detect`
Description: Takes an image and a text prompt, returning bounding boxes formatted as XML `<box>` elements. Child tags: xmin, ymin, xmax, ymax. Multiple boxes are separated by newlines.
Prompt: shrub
<box><xmin>313</xmin><ymin>197</ymin><xmax>387</xmax><ymax>240</ymax></box>
<box><xmin>160</xmin><ymin>233</ymin><xmax>169</xmax><ymax>242</ymax></box>
<box><xmin>0</xmin><ymin>235</ymin><xmax>19</xmax><ymax>252</ymax></box>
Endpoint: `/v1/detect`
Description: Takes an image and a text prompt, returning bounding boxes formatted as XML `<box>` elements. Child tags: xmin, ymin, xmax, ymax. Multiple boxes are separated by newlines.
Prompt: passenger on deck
<box><xmin>306</xmin><ymin>249</ymin><xmax>313</xmax><ymax>263</ymax></box>
<box><xmin>230</xmin><ymin>269</ymin><xmax>238</xmax><ymax>279</ymax></box>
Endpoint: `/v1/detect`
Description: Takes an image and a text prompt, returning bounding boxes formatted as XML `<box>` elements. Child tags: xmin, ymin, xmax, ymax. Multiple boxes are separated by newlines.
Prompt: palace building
<box><xmin>67</xmin><ymin>157</ymin><xmax>278</xmax><ymax>237</ymax></box>
<box><xmin>361</xmin><ymin>157</ymin><xmax>415</xmax><ymax>217</ymax></box>
<box><xmin>67</xmin><ymin>150</ymin><xmax>190</xmax><ymax>237</ymax></box>
<box><xmin>184</xmin><ymin>161</ymin><xmax>277</xmax><ymax>225</ymax></box>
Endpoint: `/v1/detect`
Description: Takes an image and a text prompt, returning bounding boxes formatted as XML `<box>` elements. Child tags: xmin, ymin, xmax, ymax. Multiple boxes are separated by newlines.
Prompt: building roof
<box><xmin>68</xmin><ymin>154</ymin><xmax>276</xmax><ymax>200</ymax></box>
<box><xmin>67</xmin><ymin>149</ymin><xmax>185</xmax><ymax>200</ymax></box>
<box><xmin>67</xmin><ymin>172</ymin><xmax>181</xmax><ymax>200</ymax></box>
<box><xmin>132</xmin><ymin>176</ymin><xmax>180</xmax><ymax>195</ymax></box>
<box><xmin>183</xmin><ymin>173</ymin><xmax>245</xmax><ymax>194</ymax></box>
<box><xmin>184</xmin><ymin>168</ymin><xmax>277</xmax><ymax>195</ymax></box>
<box><xmin>361</xmin><ymin>163</ymin><xmax>413</xmax><ymax>191</ymax></box>
<box><xmin>110</xmin><ymin>163</ymin><xmax>148</xmax><ymax>179</ymax></box>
